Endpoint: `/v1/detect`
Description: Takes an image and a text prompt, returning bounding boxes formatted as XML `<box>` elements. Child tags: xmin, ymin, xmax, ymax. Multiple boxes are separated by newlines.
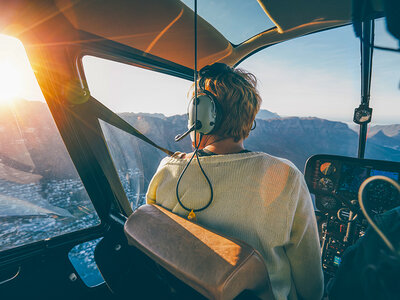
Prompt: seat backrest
<box><xmin>124</xmin><ymin>204</ymin><xmax>275</xmax><ymax>300</ymax></box>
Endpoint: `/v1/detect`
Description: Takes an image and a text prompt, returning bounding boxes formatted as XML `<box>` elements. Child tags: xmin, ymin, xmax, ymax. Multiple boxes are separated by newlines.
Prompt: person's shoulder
<box><xmin>155</xmin><ymin>155</ymin><xmax>174</xmax><ymax>172</ymax></box>
<box><xmin>156</xmin><ymin>152</ymin><xmax>190</xmax><ymax>170</ymax></box>
<box><xmin>253</xmin><ymin>152</ymin><xmax>302</xmax><ymax>176</ymax></box>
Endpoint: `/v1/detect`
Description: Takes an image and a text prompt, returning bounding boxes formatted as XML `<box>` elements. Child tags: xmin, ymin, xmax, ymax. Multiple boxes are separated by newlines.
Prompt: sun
<box><xmin>0</xmin><ymin>60</ymin><xmax>22</xmax><ymax>102</ymax></box>
<box><xmin>0</xmin><ymin>33</ymin><xmax>45</xmax><ymax>104</ymax></box>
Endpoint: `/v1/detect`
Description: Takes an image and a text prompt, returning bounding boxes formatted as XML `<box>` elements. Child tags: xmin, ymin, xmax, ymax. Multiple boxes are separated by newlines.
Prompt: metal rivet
<box><xmin>114</xmin><ymin>244</ymin><xmax>122</xmax><ymax>251</ymax></box>
<box><xmin>69</xmin><ymin>273</ymin><xmax>77</xmax><ymax>282</ymax></box>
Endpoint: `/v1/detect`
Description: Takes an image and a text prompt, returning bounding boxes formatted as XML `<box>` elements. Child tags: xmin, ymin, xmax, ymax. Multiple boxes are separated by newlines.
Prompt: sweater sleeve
<box><xmin>284</xmin><ymin>170</ymin><xmax>324</xmax><ymax>300</ymax></box>
<box><xmin>146</xmin><ymin>156</ymin><xmax>170</xmax><ymax>204</ymax></box>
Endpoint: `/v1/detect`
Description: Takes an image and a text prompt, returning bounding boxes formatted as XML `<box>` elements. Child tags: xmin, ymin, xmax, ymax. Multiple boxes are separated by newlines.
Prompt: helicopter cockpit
<box><xmin>0</xmin><ymin>0</ymin><xmax>399</xmax><ymax>299</ymax></box>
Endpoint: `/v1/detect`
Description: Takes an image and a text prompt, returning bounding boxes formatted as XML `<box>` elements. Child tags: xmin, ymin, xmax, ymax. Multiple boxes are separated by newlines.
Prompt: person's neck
<box><xmin>202</xmin><ymin>136</ymin><xmax>245</xmax><ymax>154</ymax></box>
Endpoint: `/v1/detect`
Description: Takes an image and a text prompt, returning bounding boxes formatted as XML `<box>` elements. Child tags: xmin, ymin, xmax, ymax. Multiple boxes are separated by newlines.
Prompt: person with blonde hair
<box><xmin>146</xmin><ymin>63</ymin><xmax>323</xmax><ymax>300</ymax></box>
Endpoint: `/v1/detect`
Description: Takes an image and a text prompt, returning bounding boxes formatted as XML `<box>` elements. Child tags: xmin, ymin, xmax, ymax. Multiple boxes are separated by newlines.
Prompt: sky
<box><xmin>0</xmin><ymin>0</ymin><xmax>399</xmax><ymax>124</ymax></box>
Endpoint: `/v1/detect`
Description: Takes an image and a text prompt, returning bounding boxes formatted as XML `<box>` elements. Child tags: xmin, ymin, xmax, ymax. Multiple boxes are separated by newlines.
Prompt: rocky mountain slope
<box><xmin>368</xmin><ymin>124</ymin><xmax>400</xmax><ymax>151</ymax></box>
<box><xmin>1</xmin><ymin>100</ymin><xmax>399</xmax><ymax>185</ymax></box>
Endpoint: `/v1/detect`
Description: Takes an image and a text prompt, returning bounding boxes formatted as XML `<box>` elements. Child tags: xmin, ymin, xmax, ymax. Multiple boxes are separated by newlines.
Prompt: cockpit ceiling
<box><xmin>55</xmin><ymin>0</ymin><xmax>232</xmax><ymax>70</ymax></box>
<box><xmin>0</xmin><ymin>0</ymin><xmax>353</xmax><ymax>70</ymax></box>
<box><xmin>257</xmin><ymin>0</ymin><xmax>352</xmax><ymax>33</ymax></box>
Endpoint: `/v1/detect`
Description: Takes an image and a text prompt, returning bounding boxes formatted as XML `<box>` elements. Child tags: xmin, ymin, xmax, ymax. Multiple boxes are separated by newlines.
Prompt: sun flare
<box><xmin>0</xmin><ymin>34</ymin><xmax>45</xmax><ymax>104</ymax></box>
<box><xmin>0</xmin><ymin>60</ymin><xmax>22</xmax><ymax>102</ymax></box>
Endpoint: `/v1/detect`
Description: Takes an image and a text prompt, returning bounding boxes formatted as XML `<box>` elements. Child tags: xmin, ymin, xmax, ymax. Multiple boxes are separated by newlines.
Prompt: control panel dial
<box><xmin>317</xmin><ymin>196</ymin><xmax>338</xmax><ymax>212</ymax></box>
<box><xmin>318</xmin><ymin>177</ymin><xmax>334</xmax><ymax>192</ymax></box>
<box><xmin>320</xmin><ymin>162</ymin><xmax>336</xmax><ymax>176</ymax></box>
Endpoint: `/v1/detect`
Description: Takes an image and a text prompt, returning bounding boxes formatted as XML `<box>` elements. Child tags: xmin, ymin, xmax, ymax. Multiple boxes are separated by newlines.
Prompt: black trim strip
<box><xmin>89</xmin><ymin>97</ymin><xmax>174</xmax><ymax>156</ymax></box>
<box><xmin>357</xmin><ymin>20</ymin><xmax>375</xmax><ymax>159</ymax></box>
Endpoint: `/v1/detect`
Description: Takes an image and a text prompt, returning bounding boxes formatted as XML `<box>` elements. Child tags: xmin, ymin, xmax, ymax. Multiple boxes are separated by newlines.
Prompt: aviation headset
<box><xmin>187</xmin><ymin>89</ymin><xmax>221</xmax><ymax>136</ymax></box>
<box><xmin>175</xmin><ymin>63</ymin><xmax>229</xmax><ymax>142</ymax></box>
<box><xmin>188</xmin><ymin>64</ymin><xmax>229</xmax><ymax>134</ymax></box>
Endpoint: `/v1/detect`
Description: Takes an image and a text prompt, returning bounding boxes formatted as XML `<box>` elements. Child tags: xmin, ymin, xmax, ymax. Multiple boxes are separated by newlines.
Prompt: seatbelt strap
<box><xmin>89</xmin><ymin>97</ymin><xmax>174</xmax><ymax>156</ymax></box>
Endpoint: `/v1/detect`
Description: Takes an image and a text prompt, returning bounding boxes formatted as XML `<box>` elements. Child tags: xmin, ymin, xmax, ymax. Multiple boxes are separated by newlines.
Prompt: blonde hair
<box><xmin>190</xmin><ymin>64</ymin><xmax>262</xmax><ymax>142</ymax></box>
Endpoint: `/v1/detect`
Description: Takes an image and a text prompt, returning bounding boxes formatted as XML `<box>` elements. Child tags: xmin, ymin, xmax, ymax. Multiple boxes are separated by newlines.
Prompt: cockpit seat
<box><xmin>124</xmin><ymin>204</ymin><xmax>275</xmax><ymax>300</ymax></box>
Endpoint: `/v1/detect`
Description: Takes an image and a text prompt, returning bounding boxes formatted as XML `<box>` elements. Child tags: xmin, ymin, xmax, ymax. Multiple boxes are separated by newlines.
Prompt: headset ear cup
<box><xmin>187</xmin><ymin>94</ymin><xmax>212</xmax><ymax>135</ymax></box>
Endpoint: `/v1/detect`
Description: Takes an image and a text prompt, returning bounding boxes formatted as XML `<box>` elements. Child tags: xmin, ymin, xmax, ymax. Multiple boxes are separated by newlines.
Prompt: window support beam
<box><xmin>357</xmin><ymin>19</ymin><xmax>375</xmax><ymax>159</ymax></box>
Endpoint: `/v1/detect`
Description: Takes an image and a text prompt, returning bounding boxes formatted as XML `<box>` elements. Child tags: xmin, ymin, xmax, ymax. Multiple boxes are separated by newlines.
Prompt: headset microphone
<box><xmin>174</xmin><ymin>123</ymin><xmax>197</xmax><ymax>142</ymax></box>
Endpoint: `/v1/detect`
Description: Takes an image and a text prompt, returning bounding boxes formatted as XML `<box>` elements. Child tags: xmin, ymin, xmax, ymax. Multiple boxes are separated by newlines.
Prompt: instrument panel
<box><xmin>304</xmin><ymin>155</ymin><xmax>400</xmax><ymax>276</ymax></box>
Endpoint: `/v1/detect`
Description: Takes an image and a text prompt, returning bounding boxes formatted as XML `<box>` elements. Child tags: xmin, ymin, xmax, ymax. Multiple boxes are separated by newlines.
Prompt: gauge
<box><xmin>353</xmin><ymin>105</ymin><xmax>372</xmax><ymax>124</ymax></box>
<box><xmin>355</xmin><ymin>109</ymin><xmax>371</xmax><ymax>123</ymax></box>
<box><xmin>320</xmin><ymin>162</ymin><xmax>336</xmax><ymax>176</ymax></box>
<box><xmin>318</xmin><ymin>177</ymin><xmax>334</xmax><ymax>192</ymax></box>
<box><xmin>363</xmin><ymin>179</ymin><xmax>400</xmax><ymax>214</ymax></box>
<box><xmin>316</xmin><ymin>196</ymin><xmax>338</xmax><ymax>212</ymax></box>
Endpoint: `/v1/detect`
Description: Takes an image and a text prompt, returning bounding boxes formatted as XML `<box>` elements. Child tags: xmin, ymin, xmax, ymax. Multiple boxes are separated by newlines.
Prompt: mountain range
<box><xmin>1</xmin><ymin>99</ymin><xmax>399</xmax><ymax>187</ymax></box>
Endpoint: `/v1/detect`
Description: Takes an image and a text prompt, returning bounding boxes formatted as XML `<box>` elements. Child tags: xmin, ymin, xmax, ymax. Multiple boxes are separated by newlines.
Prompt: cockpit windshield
<box><xmin>81</xmin><ymin>19</ymin><xmax>400</xmax><ymax>212</ymax></box>
<box><xmin>239</xmin><ymin>24</ymin><xmax>360</xmax><ymax>123</ymax></box>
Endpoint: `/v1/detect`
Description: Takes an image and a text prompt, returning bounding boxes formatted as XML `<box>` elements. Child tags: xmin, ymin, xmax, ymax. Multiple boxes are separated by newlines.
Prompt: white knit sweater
<box><xmin>146</xmin><ymin>151</ymin><xmax>323</xmax><ymax>300</ymax></box>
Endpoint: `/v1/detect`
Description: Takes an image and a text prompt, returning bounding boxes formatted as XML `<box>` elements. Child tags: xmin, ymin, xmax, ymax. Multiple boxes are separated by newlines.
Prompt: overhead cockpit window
<box><xmin>83</xmin><ymin>56</ymin><xmax>192</xmax><ymax>210</ymax></box>
<box><xmin>366</xmin><ymin>18</ymin><xmax>400</xmax><ymax>161</ymax></box>
<box><xmin>0</xmin><ymin>35</ymin><xmax>100</xmax><ymax>252</ymax></box>
<box><xmin>180</xmin><ymin>0</ymin><xmax>275</xmax><ymax>45</ymax></box>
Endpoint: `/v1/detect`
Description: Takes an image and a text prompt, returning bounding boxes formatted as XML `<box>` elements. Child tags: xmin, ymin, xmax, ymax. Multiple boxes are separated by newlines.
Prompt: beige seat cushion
<box><xmin>124</xmin><ymin>204</ymin><xmax>275</xmax><ymax>300</ymax></box>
